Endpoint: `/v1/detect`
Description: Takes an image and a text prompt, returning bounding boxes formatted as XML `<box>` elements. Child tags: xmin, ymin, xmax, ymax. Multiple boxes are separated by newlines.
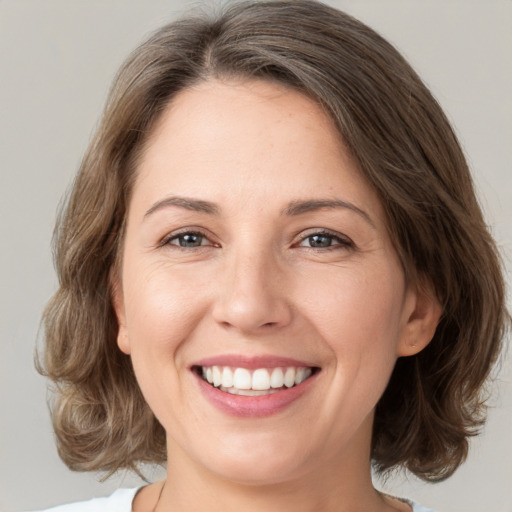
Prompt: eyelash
<box><xmin>294</xmin><ymin>229</ymin><xmax>355</xmax><ymax>251</ymax></box>
<box><xmin>160</xmin><ymin>229</ymin><xmax>215</xmax><ymax>249</ymax></box>
<box><xmin>160</xmin><ymin>228</ymin><xmax>355</xmax><ymax>251</ymax></box>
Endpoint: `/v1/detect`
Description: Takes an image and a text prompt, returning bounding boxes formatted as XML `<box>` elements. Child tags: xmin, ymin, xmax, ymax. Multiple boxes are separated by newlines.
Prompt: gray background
<box><xmin>1</xmin><ymin>1</ymin><xmax>511</xmax><ymax>511</ymax></box>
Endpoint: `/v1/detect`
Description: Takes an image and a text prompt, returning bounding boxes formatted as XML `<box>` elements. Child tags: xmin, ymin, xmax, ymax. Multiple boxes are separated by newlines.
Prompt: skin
<box><xmin>113</xmin><ymin>79</ymin><xmax>441</xmax><ymax>512</ymax></box>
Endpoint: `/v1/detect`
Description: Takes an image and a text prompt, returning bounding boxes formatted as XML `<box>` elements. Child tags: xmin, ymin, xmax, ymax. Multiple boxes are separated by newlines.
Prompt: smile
<box><xmin>198</xmin><ymin>366</ymin><xmax>314</xmax><ymax>396</ymax></box>
<box><xmin>192</xmin><ymin>356</ymin><xmax>320</xmax><ymax>417</ymax></box>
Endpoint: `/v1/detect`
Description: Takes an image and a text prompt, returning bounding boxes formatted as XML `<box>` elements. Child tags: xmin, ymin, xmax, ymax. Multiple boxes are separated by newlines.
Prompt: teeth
<box><xmin>222</xmin><ymin>367</ymin><xmax>233</xmax><ymax>388</ymax></box>
<box><xmin>200</xmin><ymin>365</ymin><xmax>313</xmax><ymax>393</ymax></box>
<box><xmin>252</xmin><ymin>369</ymin><xmax>270</xmax><ymax>390</ymax></box>
<box><xmin>233</xmin><ymin>368</ymin><xmax>252</xmax><ymax>390</ymax></box>
<box><xmin>212</xmin><ymin>366</ymin><xmax>222</xmax><ymax>387</ymax></box>
<box><xmin>294</xmin><ymin>367</ymin><xmax>305</xmax><ymax>385</ymax></box>
<box><xmin>221</xmin><ymin>387</ymin><xmax>281</xmax><ymax>396</ymax></box>
<box><xmin>270</xmin><ymin>368</ymin><xmax>284</xmax><ymax>388</ymax></box>
<box><xmin>284</xmin><ymin>367</ymin><xmax>295</xmax><ymax>388</ymax></box>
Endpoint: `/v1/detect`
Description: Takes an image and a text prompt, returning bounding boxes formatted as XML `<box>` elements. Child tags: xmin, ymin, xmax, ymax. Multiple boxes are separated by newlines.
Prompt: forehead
<box><xmin>132</xmin><ymin>79</ymin><xmax>383</xmax><ymax>224</ymax></box>
<box><xmin>142</xmin><ymin>79</ymin><xmax>345</xmax><ymax>166</ymax></box>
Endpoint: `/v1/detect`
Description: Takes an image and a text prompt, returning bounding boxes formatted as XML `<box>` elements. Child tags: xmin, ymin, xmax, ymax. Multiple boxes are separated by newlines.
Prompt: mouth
<box><xmin>192</xmin><ymin>364</ymin><xmax>318</xmax><ymax>396</ymax></box>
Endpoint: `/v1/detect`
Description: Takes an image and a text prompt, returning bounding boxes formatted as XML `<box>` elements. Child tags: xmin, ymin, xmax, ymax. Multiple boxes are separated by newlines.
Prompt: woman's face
<box><xmin>114</xmin><ymin>80</ymin><xmax>435</xmax><ymax>485</ymax></box>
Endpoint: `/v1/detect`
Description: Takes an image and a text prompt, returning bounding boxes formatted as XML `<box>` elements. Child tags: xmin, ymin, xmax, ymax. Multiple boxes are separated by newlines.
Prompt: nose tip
<box><xmin>214</xmin><ymin>293</ymin><xmax>292</xmax><ymax>333</ymax></box>
<box><xmin>212</xmin><ymin>257</ymin><xmax>292</xmax><ymax>334</ymax></box>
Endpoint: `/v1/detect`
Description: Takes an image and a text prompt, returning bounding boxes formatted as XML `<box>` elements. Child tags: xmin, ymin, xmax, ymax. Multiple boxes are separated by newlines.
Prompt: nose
<box><xmin>212</xmin><ymin>246</ymin><xmax>293</xmax><ymax>334</ymax></box>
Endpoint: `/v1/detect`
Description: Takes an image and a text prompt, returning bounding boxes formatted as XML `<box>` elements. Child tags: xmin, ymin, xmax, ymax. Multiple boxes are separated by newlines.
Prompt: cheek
<box><xmin>120</xmin><ymin>261</ymin><xmax>214</xmax><ymax>425</ymax></box>
<box><xmin>301</xmin><ymin>262</ymin><xmax>406</xmax><ymax>367</ymax></box>
<box><xmin>122</xmin><ymin>260</ymin><xmax>212</xmax><ymax>359</ymax></box>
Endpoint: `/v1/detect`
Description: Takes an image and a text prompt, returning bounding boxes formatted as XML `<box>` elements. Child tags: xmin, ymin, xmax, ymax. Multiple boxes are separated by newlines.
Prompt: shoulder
<box><xmin>411</xmin><ymin>502</ymin><xmax>438</xmax><ymax>512</ymax></box>
<box><xmin>29</xmin><ymin>488</ymin><xmax>140</xmax><ymax>512</ymax></box>
<box><xmin>383</xmin><ymin>493</ymin><xmax>438</xmax><ymax>512</ymax></box>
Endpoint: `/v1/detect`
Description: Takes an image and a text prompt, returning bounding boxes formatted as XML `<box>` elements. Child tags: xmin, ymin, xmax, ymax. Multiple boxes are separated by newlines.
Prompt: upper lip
<box><xmin>192</xmin><ymin>354</ymin><xmax>318</xmax><ymax>369</ymax></box>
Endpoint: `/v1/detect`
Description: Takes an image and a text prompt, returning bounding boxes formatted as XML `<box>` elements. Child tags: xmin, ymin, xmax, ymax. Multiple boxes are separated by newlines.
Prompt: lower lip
<box><xmin>195</xmin><ymin>372</ymin><xmax>318</xmax><ymax>418</ymax></box>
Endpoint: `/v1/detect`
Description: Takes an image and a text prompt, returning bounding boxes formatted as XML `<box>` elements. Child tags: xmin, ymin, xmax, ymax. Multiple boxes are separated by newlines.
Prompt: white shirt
<box><xmin>32</xmin><ymin>488</ymin><xmax>438</xmax><ymax>512</ymax></box>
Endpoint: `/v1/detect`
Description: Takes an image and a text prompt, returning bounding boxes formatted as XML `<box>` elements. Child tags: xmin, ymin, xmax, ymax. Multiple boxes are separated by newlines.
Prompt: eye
<box><xmin>296</xmin><ymin>230</ymin><xmax>354</xmax><ymax>250</ymax></box>
<box><xmin>303</xmin><ymin>234</ymin><xmax>335</xmax><ymax>248</ymax></box>
<box><xmin>164</xmin><ymin>231</ymin><xmax>212</xmax><ymax>248</ymax></box>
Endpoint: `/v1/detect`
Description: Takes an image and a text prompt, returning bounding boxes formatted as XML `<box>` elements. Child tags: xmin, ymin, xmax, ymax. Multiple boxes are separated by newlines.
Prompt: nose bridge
<box><xmin>212</xmin><ymin>237</ymin><xmax>292</xmax><ymax>333</ymax></box>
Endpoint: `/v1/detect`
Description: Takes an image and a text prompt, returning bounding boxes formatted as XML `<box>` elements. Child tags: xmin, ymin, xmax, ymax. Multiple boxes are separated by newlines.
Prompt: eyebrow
<box><xmin>282</xmin><ymin>199</ymin><xmax>375</xmax><ymax>228</ymax></box>
<box><xmin>144</xmin><ymin>195</ymin><xmax>374</xmax><ymax>228</ymax></box>
<box><xmin>144</xmin><ymin>196</ymin><xmax>220</xmax><ymax>218</ymax></box>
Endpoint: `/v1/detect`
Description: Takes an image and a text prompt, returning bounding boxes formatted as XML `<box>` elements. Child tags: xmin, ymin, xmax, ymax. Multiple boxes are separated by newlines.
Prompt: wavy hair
<box><xmin>38</xmin><ymin>0</ymin><xmax>509</xmax><ymax>481</ymax></box>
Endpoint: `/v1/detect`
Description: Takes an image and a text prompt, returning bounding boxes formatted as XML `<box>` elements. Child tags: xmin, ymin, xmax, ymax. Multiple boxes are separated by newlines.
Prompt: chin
<box><xmin>182</xmin><ymin>428</ymin><xmax>317</xmax><ymax>487</ymax></box>
<box><xmin>210</xmin><ymin>454</ymin><xmax>309</xmax><ymax>487</ymax></box>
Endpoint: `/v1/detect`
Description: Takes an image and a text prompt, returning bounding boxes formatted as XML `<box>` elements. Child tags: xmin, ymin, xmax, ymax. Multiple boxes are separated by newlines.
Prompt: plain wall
<box><xmin>1</xmin><ymin>1</ymin><xmax>511</xmax><ymax>511</ymax></box>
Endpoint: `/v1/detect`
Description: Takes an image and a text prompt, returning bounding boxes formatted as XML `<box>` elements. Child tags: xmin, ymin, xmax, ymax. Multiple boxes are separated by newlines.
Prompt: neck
<box><xmin>162</xmin><ymin>463</ymin><xmax>381</xmax><ymax>512</ymax></box>
<box><xmin>155</xmin><ymin>418</ymin><xmax>396</xmax><ymax>512</ymax></box>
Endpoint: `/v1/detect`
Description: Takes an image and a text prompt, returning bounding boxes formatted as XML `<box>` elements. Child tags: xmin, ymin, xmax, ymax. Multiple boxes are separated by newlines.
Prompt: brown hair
<box><xmin>38</xmin><ymin>0</ymin><xmax>509</xmax><ymax>481</ymax></box>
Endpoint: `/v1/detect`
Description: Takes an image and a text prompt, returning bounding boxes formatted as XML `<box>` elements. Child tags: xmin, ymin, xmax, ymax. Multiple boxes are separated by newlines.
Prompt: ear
<box><xmin>397</xmin><ymin>278</ymin><xmax>442</xmax><ymax>357</ymax></box>
<box><xmin>110</xmin><ymin>270</ymin><xmax>131</xmax><ymax>355</ymax></box>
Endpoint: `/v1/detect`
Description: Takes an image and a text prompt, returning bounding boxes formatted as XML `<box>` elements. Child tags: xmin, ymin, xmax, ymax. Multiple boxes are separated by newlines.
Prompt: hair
<box><xmin>38</xmin><ymin>0</ymin><xmax>509</xmax><ymax>482</ymax></box>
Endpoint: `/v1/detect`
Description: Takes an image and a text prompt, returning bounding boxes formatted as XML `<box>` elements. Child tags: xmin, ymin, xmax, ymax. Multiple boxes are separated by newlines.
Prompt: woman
<box><xmin>36</xmin><ymin>1</ymin><xmax>509</xmax><ymax>511</ymax></box>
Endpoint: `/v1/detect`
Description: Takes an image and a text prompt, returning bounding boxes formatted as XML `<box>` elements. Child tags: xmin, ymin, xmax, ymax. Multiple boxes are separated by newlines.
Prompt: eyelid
<box><xmin>293</xmin><ymin>228</ymin><xmax>355</xmax><ymax>249</ymax></box>
<box><xmin>159</xmin><ymin>227</ymin><xmax>219</xmax><ymax>248</ymax></box>
<box><xmin>157</xmin><ymin>226</ymin><xmax>354</xmax><ymax>250</ymax></box>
